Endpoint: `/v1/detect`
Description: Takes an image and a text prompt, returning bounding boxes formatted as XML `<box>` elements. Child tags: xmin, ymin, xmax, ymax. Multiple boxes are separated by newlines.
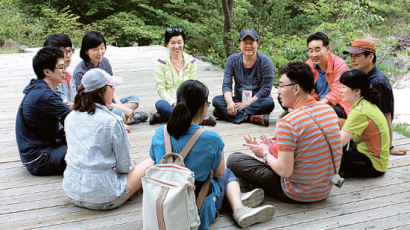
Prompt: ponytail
<box><xmin>167</xmin><ymin>80</ymin><xmax>208</xmax><ymax>139</ymax></box>
<box><xmin>366</xmin><ymin>85</ymin><xmax>380</xmax><ymax>105</ymax></box>
<box><xmin>167</xmin><ymin>100</ymin><xmax>192</xmax><ymax>139</ymax></box>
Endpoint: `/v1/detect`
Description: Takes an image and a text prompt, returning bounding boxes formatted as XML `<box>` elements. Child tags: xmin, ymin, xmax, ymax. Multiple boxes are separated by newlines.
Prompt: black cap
<box><xmin>238</xmin><ymin>28</ymin><xmax>258</xmax><ymax>41</ymax></box>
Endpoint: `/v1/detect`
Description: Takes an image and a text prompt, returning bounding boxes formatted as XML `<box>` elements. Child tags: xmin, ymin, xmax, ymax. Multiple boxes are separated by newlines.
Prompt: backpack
<box><xmin>142</xmin><ymin>127</ymin><xmax>211</xmax><ymax>230</ymax></box>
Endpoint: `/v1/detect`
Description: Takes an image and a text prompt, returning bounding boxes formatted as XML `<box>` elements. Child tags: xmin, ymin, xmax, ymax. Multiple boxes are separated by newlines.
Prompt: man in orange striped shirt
<box><xmin>227</xmin><ymin>62</ymin><xmax>343</xmax><ymax>202</ymax></box>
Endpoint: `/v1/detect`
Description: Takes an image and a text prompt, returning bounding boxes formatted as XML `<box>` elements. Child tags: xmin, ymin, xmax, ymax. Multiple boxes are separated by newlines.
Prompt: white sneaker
<box><xmin>233</xmin><ymin>205</ymin><xmax>275</xmax><ymax>228</ymax></box>
<box><xmin>241</xmin><ymin>188</ymin><xmax>264</xmax><ymax>208</ymax></box>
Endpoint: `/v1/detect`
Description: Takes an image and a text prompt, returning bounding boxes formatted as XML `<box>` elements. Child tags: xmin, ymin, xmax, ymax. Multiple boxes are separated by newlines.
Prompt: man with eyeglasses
<box><xmin>15</xmin><ymin>47</ymin><xmax>71</xmax><ymax>176</ymax></box>
<box><xmin>212</xmin><ymin>28</ymin><xmax>275</xmax><ymax>126</ymax></box>
<box><xmin>44</xmin><ymin>33</ymin><xmax>76</xmax><ymax>109</ymax></box>
<box><xmin>306</xmin><ymin>32</ymin><xmax>350</xmax><ymax>118</ymax></box>
<box><xmin>228</xmin><ymin>62</ymin><xmax>343</xmax><ymax>203</ymax></box>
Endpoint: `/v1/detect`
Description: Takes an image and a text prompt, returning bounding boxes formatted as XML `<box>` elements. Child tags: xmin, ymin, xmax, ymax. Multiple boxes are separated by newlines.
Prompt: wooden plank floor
<box><xmin>0</xmin><ymin>46</ymin><xmax>409</xmax><ymax>229</ymax></box>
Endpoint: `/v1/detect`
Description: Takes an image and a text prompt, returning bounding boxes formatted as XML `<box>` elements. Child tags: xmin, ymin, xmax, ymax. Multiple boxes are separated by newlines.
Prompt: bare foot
<box><xmin>390</xmin><ymin>147</ymin><xmax>407</xmax><ymax>155</ymax></box>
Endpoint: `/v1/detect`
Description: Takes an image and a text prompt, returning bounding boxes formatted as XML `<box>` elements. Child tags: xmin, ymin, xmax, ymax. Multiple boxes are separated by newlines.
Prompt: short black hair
<box><xmin>80</xmin><ymin>31</ymin><xmax>106</xmax><ymax>62</ymax></box>
<box><xmin>307</xmin><ymin>32</ymin><xmax>329</xmax><ymax>47</ymax></box>
<box><xmin>340</xmin><ymin>69</ymin><xmax>379</xmax><ymax>105</ymax></box>
<box><xmin>164</xmin><ymin>27</ymin><xmax>185</xmax><ymax>45</ymax></box>
<box><xmin>363</xmin><ymin>51</ymin><xmax>377</xmax><ymax>64</ymax></box>
<box><xmin>43</xmin><ymin>33</ymin><xmax>72</xmax><ymax>48</ymax></box>
<box><xmin>279</xmin><ymin>62</ymin><xmax>314</xmax><ymax>93</ymax></box>
<box><xmin>33</xmin><ymin>47</ymin><xmax>64</xmax><ymax>80</ymax></box>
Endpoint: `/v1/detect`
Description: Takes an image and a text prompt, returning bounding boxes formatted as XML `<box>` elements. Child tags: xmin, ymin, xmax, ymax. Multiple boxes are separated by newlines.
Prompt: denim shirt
<box><xmin>63</xmin><ymin>104</ymin><xmax>133</xmax><ymax>203</ymax></box>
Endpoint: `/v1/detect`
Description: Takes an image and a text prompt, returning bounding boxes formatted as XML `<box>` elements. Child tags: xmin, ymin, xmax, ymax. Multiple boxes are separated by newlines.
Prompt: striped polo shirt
<box><xmin>277</xmin><ymin>97</ymin><xmax>343</xmax><ymax>202</ymax></box>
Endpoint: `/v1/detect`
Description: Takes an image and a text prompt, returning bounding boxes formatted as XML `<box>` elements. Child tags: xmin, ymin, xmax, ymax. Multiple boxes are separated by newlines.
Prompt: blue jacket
<box><xmin>15</xmin><ymin>79</ymin><xmax>71</xmax><ymax>164</ymax></box>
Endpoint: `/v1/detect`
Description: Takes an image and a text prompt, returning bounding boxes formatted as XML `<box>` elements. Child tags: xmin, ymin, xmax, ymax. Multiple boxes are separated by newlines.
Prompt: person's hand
<box><xmin>243</xmin><ymin>135</ymin><xmax>266</xmax><ymax>157</ymax></box>
<box><xmin>64</xmin><ymin>100</ymin><xmax>74</xmax><ymax>109</ymax></box>
<box><xmin>120</xmin><ymin>105</ymin><xmax>135</xmax><ymax>120</ymax></box>
<box><xmin>227</xmin><ymin>102</ymin><xmax>236</xmax><ymax>116</ymax></box>
<box><xmin>235</xmin><ymin>102</ymin><xmax>249</xmax><ymax>111</ymax></box>
<box><xmin>124</xmin><ymin>124</ymin><xmax>131</xmax><ymax>133</ymax></box>
<box><xmin>259</xmin><ymin>134</ymin><xmax>273</xmax><ymax>145</ymax></box>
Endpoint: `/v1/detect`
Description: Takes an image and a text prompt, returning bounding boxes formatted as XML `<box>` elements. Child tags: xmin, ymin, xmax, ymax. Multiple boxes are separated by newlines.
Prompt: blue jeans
<box><xmin>213</xmin><ymin>168</ymin><xmax>239</xmax><ymax>209</ymax></box>
<box><xmin>155</xmin><ymin>99</ymin><xmax>174</xmax><ymax>119</ymax></box>
<box><xmin>71</xmin><ymin>190</ymin><xmax>127</xmax><ymax>210</ymax></box>
<box><xmin>24</xmin><ymin>145</ymin><xmax>67</xmax><ymax>176</ymax></box>
<box><xmin>212</xmin><ymin>95</ymin><xmax>275</xmax><ymax>124</ymax></box>
<box><xmin>111</xmin><ymin>94</ymin><xmax>139</xmax><ymax>117</ymax></box>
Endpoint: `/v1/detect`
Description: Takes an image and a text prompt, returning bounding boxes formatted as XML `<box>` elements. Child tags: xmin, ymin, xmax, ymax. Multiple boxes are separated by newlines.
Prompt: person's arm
<box><xmin>221</xmin><ymin>56</ymin><xmax>237</xmax><ymax>115</ymax></box>
<box><xmin>112</xmin><ymin>120</ymin><xmax>133</xmax><ymax>173</ymax></box>
<box><xmin>322</xmin><ymin>56</ymin><xmax>349</xmax><ymax>105</ymax></box>
<box><xmin>213</xmin><ymin>150</ymin><xmax>225</xmax><ymax>177</ymax></box>
<box><xmin>384</xmin><ymin>113</ymin><xmax>393</xmax><ymax>148</ymax></box>
<box><xmin>188</xmin><ymin>58</ymin><xmax>198</xmax><ymax>80</ymax></box>
<box><xmin>155</xmin><ymin>59</ymin><xmax>175</xmax><ymax>104</ymax></box>
<box><xmin>341</xmin><ymin>130</ymin><xmax>354</xmax><ymax>147</ymax></box>
<box><xmin>254</xmin><ymin>55</ymin><xmax>274</xmax><ymax>100</ymax></box>
<box><xmin>41</xmin><ymin>92</ymin><xmax>71</xmax><ymax>124</ymax></box>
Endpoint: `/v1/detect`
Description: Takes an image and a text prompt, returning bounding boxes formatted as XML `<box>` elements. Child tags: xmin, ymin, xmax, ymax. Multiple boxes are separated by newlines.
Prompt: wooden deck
<box><xmin>1</xmin><ymin>46</ymin><xmax>409</xmax><ymax>229</ymax></box>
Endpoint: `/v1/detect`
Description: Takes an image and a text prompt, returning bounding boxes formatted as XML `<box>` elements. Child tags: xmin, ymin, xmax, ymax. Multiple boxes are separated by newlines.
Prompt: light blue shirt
<box><xmin>63</xmin><ymin>104</ymin><xmax>133</xmax><ymax>203</ymax></box>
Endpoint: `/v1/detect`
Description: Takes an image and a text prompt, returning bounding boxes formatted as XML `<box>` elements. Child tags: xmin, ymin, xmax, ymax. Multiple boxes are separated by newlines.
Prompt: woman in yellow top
<box><xmin>340</xmin><ymin>69</ymin><xmax>390</xmax><ymax>178</ymax></box>
<box><xmin>149</xmin><ymin>27</ymin><xmax>215</xmax><ymax>126</ymax></box>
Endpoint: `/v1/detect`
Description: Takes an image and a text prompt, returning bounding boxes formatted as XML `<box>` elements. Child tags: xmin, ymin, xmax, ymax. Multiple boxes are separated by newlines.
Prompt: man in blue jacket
<box><xmin>15</xmin><ymin>47</ymin><xmax>71</xmax><ymax>175</ymax></box>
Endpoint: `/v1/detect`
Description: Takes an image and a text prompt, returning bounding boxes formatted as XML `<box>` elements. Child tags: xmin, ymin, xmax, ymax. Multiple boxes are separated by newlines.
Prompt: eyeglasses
<box><xmin>206</xmin><ymin>102</ymin><xmax>211</xmax><ymax>107</ymax></box>
<box><xmin>166</xmin><ymin>27</ymin><xmax>183</xmax><ymax>33</ymax></box>
<box><xmin>54</xmin><ymin>66</ymin><xmax>66</xmax><ymax>72</ymax></box>
<box><xmin>278</xmin><ymin>83</ymin><xmax>296</xmax><ymax>89</ymax></box>
<box><xmin>60</xmin><ymin>48</ymin><xmax>75</xmax><ymax>57</ymax></box>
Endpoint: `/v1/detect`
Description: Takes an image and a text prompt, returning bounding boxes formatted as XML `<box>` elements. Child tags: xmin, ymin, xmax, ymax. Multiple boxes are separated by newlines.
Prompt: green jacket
<box><xmin>155</xmin><ymin>52</ymin><xmax>197</xmax><ymax>104</ymax></box>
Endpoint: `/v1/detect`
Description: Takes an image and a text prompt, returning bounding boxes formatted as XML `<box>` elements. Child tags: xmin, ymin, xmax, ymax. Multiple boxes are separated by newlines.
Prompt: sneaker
<box><xmin>213</xmin><ymin>109</ymin><xmax>223</xmax><ymax>120</ymax></box>
<box><xmin>199</xmin><ymin>115</ymin><xmax>216</xmax><ymax>126</ymax></box>
<box><xmin>233</xmin><ymin>205</ymin><xmax>275</xmax><ymax>228</ymax></box>
<box><xmin>241</xmin><ymin>188</ymin><xmax>264</xmax><ymax>208</ymax></box>
<box><xmin>149</xmin><ymin>112</ymin><xmax>167</xmax><ymax>125</ymax></box>
<box><xmin>131</xmin><ymin>112</ymin><xmax>148</xmax><ymax>124</ymax></box>
<box><xmin>250</xmin><ymin>114</ymin><xmax>269</xmax><ymax>126</ymax></box>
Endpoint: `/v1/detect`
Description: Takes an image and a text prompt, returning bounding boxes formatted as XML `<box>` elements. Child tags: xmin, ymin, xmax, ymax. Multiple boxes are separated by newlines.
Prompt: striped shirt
<box><xmin>277</xmin><ymin>98</ymin><xmax>343</xmax><ymax>202</ymax></box>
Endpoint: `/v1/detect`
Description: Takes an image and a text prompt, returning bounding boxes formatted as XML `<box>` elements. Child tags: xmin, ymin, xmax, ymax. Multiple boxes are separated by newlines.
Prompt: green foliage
<box><xmin>393</xmin><ymin>122</ymin><xmax>410</xmax><ymax>138</ymax></box>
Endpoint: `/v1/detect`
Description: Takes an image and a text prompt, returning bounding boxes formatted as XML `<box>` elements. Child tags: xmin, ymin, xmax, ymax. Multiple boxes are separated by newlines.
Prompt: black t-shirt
<box><xmin>368</xmin><ymin>66</ymin><xmax>394</xmax><ymax>118</ymax></box>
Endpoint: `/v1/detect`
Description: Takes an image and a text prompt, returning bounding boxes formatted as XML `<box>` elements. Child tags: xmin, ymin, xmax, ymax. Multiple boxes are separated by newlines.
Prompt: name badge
<box><xmin>242</xmin><ymin>90</ymin><xmax>252</xmax><ymax>102</ymax></box>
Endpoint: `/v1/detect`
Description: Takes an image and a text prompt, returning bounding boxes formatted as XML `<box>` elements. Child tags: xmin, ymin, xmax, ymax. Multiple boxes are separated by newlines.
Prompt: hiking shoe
<box><xmin>250</xmin><ymin>114</ymin><xmax>269</xmax><ymax>126</ymax></box>
<box><xmin>200</xmin><ymin>115</ymin><xmax>216</xmax><ymax>126</ymax></box>
<box><xmin>241</xmin><ymin>188</ymin><xmax>264</xmax><ymax>208</ymax></box>
<box><xmin>149</xmin><ymin>112</ymin><xmax>167</xmax><ymax>125</ymax></box>
<box><xmin>233</xmin><ymin>205</ymin><xmax>275</xmax><ymax>228</ymax></box>
<box><xmin>131</xmin><ymin>112</ymin><xmax>148</xmax><ymax>124</ymax></box>
<box><xmin>213</xmin><ymin>109</ymin><xmax>223</xmax><ymax>120</ymax></box>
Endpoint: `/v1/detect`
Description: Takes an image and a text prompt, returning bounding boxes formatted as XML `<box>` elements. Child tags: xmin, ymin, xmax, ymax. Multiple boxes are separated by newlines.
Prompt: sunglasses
<box><xmin>166</xmin><ymin>27</ymin><xmax>183</xmax><ymax>33</ymax></box>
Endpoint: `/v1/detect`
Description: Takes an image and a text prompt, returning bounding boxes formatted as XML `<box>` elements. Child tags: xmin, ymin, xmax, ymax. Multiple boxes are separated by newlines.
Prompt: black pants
<box><xmin>226</xmin><ymin>152</ymin><xmax>300</xmax><ymax>203</ymax></box>
<box><xmin>339</xmin><ymin>142</ymin><xmax>385</xmax><ymax>178</ymax></box>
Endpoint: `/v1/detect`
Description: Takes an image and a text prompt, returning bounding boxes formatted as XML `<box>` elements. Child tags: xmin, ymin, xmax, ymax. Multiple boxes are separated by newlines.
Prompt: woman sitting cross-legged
<box><xmin>73</xmin><ymin>31</ymin><xmax>147</xmax><ymax>125</ymax></box>
<box><xmin>339</xmin><ymin>69</ymin><xmax>390</xmax><ymax>178</ymax></box>
<box><xmin>149</xmin><ymin>26</ymin><xmax>215</xmax><ymax>126</ymax></box>
<box><xmin>63</xmin><ymin>69</ymin><xmax>153</xmax><ymax>210</ymax></box>
<box><xmin>149</xmin><ymin>80</ymin><xmax>274</xmax><ymax>229</ymax></box>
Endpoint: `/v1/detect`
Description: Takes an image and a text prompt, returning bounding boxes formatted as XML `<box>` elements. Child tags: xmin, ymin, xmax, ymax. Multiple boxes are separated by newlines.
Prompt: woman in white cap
<box><xmin>63</xmin><ymin>68</ymin><xmax>153</xmax><ymax>210</ymax></box>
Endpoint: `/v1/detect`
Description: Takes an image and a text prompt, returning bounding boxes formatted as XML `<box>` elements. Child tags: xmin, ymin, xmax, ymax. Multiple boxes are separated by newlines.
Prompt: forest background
<box><xmin>0</xmin><ymin>0</ymin><xmax>409</xmax><ymax>83</ymax></box>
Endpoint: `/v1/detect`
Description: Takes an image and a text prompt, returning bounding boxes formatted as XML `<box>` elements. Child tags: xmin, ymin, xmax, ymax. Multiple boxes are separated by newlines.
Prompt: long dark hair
<box><xmin>72</xmin><ymin>85</ymin><xmax>107</xmax><ymax>114</ymax></box>
<box><xmin>340</xmin><ymin>69</ymin><xmax>379</xmax><ymax>105</ymax></box>
<box><xmin>167</xmin><ymin>80</ymin><xmax>208</xmax><ymax>139</ymax></box>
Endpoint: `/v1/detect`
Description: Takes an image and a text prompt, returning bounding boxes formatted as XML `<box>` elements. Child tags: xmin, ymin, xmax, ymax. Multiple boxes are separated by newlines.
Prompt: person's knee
<box><xmin>226</xmin><ymin>152</ymin><xmax>244</xmax><ymax>169</ymax></box>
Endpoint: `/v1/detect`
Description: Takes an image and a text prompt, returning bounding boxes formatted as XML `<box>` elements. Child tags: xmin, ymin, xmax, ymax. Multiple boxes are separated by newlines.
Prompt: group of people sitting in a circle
<box><xmin>15</xmin><ymin>27</ymin><xmax>406</xmax><ymax>229</ymax></box>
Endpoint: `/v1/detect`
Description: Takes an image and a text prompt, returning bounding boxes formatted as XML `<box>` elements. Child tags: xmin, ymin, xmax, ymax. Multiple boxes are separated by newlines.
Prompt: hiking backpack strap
<box><xmin>163</xmin><ymin>126</ymin><xmax>211</xmax><ymax>211</ymax></box>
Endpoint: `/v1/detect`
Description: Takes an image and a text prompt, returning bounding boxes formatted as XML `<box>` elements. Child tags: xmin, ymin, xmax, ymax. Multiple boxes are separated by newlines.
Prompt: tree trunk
<box><xmin>222</xmin><ymin>0</ymin><xmax>234</xmax><ymax>58</ymax></box>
